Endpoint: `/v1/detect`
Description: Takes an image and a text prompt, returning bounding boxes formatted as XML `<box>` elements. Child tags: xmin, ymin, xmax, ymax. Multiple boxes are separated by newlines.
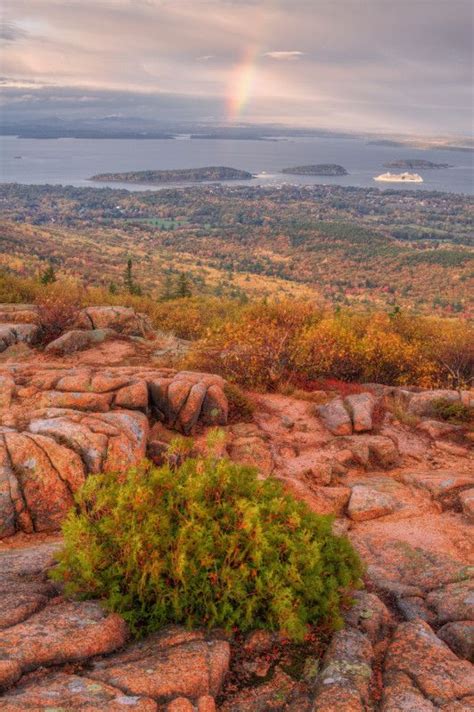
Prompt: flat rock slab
<box><xmin>337</xmin><ymin>435</ymin><xmax>400</xmax><ymax>469</ymax></box>
<box><xmin>437</xmin><ymin>620</ymin><xmax>474</xmax><ymax>662</ymax></box>
<box><xmin>426</xmin><ymin>579</ymin><xmax>474</xmax><ymax>624</ymax></box>
<box><xmin>348</xmin><ymin>485</ymin><xmax>400</xmax><ymax>521</ymax></box>
<box><xmin>0</xmin><ymin>601</ymin><xmax>128</xmax><ymax>689</ymax></box>
<box><xmin>342</xmin><ymin>591</ymin><xmax>393</xmax><ymax>643</ymax></box>
<box><xmin>228</xmin><ymin>435</ymin><xmax>274</xmax><ymax>476</ymax></box>
<box><xmin>0</xmin><ymin>540</ymin><xmax>62</xmax><ymax>596</ymax></box>
<box><xmin>382</xmin><ymin>620</ymin><xmax>474</xmax><ymax>709</ymax></box>
<box><xmin>312</xmin><ymin>629</ymin><xmax>374</xmax><ymax>712</ymax></box>
<box><xmin>45</xmin><ymin>328</ymin><xmax>117</xmax><ymax>355</ymax></box>
<box><xmin>354</xmin><ymin>533</ymin><xmax>473</xmax><ymax>595</ymax></box>
<box><xmin>0</xmin><ymin>592</ymin><xmax>49</xmax><ymax>629</ymax></box>
<box><xmin>219</xmin><ymin>667</ymin><xmax>302</xmax><ymax>712</ymax></box>
<box><xmin>0</xmin><ymin>672</ymin><xmax>158</xmax><ymax>711</ymax></box>
<box><xmin>399</xmin><ymin>470</ymin><xmax>474</xmax><ymax>503</ymax></box>
<box><xmin>90</xmin><ymin>635</ymin><xmax>230</xmax><ymax>703</ymax></box>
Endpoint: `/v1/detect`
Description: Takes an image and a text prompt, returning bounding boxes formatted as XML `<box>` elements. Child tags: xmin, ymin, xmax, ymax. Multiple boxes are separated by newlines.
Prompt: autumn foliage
<box><xmin>183</xmin><ymin>301</ymin><xmax>473</xmax><ymax>390</ymax></box>
<box><xmin>0</xmin><ymin>272</ymin><xmax>472</xmax><ymax>390</ymax></box>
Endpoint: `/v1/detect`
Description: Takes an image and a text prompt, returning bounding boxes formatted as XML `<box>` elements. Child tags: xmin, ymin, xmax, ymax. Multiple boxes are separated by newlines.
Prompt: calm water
<box><xmin>1</xmin><ymin>135</ymin><xmax>473</xmax><ymax>195</ymax></box>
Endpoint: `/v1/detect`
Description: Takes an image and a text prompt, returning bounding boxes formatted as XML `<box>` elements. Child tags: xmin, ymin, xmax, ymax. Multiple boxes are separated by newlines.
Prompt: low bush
<box><xmin>385</xmin><ymin>395</ymin><xmax>420</xmax><ymax>428</ymax></box>
<box><xmin>431</xmin><ymin>398</ymin><xmax>473</xmax><ymax>424</ymax></box>
<box><xmin>224</xmin><ymin>382</ymin><xmax>255</xmax><ymax>422</ymax></box>
<box><xmin>52</xmin><ymin>452</ymin><xmax>362</xmax><ymax>641</ymax></box>
<box><xmin>36</xmin><ymin>294</ymin><xmax>81</xmax><ymax>345</ymax></box>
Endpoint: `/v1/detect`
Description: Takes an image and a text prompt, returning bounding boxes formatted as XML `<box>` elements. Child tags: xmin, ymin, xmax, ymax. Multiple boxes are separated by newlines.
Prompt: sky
<box><xmin>1</xmin><ymin>0</ymin><xmax>473</xmax><ymax>135</ymax></box>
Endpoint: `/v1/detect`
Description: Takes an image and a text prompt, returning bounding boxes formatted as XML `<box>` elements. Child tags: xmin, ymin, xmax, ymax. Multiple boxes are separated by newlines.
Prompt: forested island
<box><xmin>282</xmin><ymin>164</ymin><xmax>348</xmax><ymax>176</ymax></box>
<box><xmin>90</xmin><ymin>166</ymin><xmax>254</xmax><ymax>184</ymax></box>
<box><xmin>384</xmin><ymin>159</ymin><xmax>452</xmax><ymax>169</ymax></box>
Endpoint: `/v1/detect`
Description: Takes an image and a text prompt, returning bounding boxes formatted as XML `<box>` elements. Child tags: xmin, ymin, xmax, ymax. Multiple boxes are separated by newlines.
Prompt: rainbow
<box><xmin>226</xmin><ymin>43</ymin><xmax>261</xmax><ymax>122</ymax></box>
<box><xmin>226</xmin><ymin>2</ymin><xmax>270</xmax><ymax>122</ymax></box>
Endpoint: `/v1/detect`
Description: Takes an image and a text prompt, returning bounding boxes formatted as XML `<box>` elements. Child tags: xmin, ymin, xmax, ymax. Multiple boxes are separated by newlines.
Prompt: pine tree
<box><xmin>40</xmin><ymin>263</ymin><xmax>56</xmax><ymax>285</ymax></box>
<box><xmin>124</xmin><ymin>259</ymin><xmax>142</xmax><ymax>295</ymax></box>
<box><xmin>161</xmin><ymin>273</ymin><xmax>174</xmax><ymax>301</ymax></box>
<box><xmin>125</xmin><ymin>258</ymin><xmax>134</xmax><ymax>293</ymax></box>
<box><xmin>177</xmin><ymin>272</ymin><xmax>192</xmax><ymax>298</ymax></box>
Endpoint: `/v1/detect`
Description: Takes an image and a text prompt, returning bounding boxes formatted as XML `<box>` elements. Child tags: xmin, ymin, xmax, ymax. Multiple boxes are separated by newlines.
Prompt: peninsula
<box><xmin>282</xmin><ymin>164</ymin><xmax>348</xmax><ymax>176</ymax></box>
<box><xmin>90</xmin><ymin>166</ymin><xmax>254</xmax><ymax>184</ymax></box>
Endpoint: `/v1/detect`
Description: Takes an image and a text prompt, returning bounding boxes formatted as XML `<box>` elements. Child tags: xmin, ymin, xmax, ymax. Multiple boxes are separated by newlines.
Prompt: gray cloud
<box><xmin>1</xmin><ymin>0</ymin><xmax>472</xmax><ymax>134</ymax></box>
<box><xmin>0</xmin><ymin>21</ymin><xmax>28</xmax><ymax>41</ymax></box>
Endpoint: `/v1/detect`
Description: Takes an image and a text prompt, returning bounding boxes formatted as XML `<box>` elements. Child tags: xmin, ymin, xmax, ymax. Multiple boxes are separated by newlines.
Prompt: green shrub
<box><xmin>52</xmin><ymin>454</ymin><xmax>362</xmax><ymax>641</ymax></box>
<box><xmin>431</xmin><ymin>398</ymin><xmax>473</xmax><ymax>424</ymax></box>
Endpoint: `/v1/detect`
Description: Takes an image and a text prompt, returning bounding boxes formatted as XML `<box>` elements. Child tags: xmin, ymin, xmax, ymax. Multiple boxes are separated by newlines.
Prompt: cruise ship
<box><xmin>374</xmin><ymin>172</ymin><xmax>423</xmax><ymax>183</ymax></box>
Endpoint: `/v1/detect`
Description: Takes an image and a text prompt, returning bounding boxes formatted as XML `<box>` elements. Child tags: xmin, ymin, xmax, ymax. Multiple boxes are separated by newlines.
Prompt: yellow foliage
<box><xmin>0</xmin><ymin>271</ymin><xmax>471</xmax><ymax>390</ymax></box>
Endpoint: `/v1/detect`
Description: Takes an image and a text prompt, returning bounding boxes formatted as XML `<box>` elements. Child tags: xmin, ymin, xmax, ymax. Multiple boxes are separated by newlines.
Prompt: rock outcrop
<box><xmin>0</xmin><ymin>304</ymin><xmax>473</xmax><ymax>711</ymax></box>
<box><xmin>0</xmin><ymin>542</ymin><xmax>229</xmax><ymax>709</ymax></box>
<box><xmin>0</xmin><ymin>365</ymin><xmax>228</xmax><ymax>535</ymax></box>
<box><xmin>0</xmin><ymin>323</ymin><xmax>40</xmax><ymax>353</ymax></box>
<box><xmin>74</xmin><ymin>306</ymin><xmax>154</xmax><ymax>337</ymax></box>
<box><xmin>45</xmin><ymin>327</ymin><xmax>117</xmax><ymax>355</ymax></box>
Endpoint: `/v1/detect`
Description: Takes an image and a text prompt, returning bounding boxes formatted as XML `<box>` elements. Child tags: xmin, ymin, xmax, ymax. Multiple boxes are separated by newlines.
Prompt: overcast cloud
<box><xmin>1</xmin><ymin>0</ymin><xmax>472</xmax><ymax>134</ymax></box>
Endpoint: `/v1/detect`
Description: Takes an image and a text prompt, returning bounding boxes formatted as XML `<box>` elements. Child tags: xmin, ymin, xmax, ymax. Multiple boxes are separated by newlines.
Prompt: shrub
<box><xmin>52</xmin><ymin>453</ymin><xmax>362</xmax><ymax>641</ymax></box>
<box><xmin>224</xmin><ymin>383</ymin><xmax>255</xmax><ymax>422</ymax></box>
<box><xmin>184</xmin><ymin>300</ymin><xmax>319</xmax><ymax>389</ymax></box>
<box><xmin>385</xmin><ymin>395</ymin><xmax>420</xmax><ymax>428</ymax></box>
<box><xmin>289</xmin><ymin>317</ymin><xmax>363</xmax><ymax>382</ymax></box>
<box><xmin>431</xmin><ymin>398</ymin><xmax>473</xmax><ymax>424</ymax></box>
<box><xmin>36</xmin><ymin>294</ymin><xmax>81</xmax><ymax>345</ymax></box>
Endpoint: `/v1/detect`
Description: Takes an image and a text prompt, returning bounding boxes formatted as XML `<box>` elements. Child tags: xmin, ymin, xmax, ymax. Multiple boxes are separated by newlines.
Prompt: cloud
<box><xmin>1</xmin><ymin>0</ymin><xmax>472</xmax><ymax>135</ymax></box>
<box><xmin>263</xmin><ymin>51</ymin><xmax>304</xmax><ymax>61</ymax></box>
<box><xmin>0</xmin><ymin>21</ymin><xmax>28</xmax><ymax>41</ymax></box>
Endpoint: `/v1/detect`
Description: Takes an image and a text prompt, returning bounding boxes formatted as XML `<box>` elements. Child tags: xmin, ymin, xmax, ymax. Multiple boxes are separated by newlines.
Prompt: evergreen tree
<box><xmin>40</xmin><ymin>263</ymin><xmax>57</xmax><ymax>285</ymax></box>
<box><xmin>177</xmin><ymin>272</ymin><xmax>192</xmax><ymax>298</ymax></box>
<box><xmin>124</xmin><ymin>258</ymin><xmax>142</xmax><ymax>295</ymax></box>
<box><xmin>125</xmin><ymin>258</ymin><xmax>134</xmax><ymax>293</ymax></box>
<box><xmin>161</xmin><ymin>273</ymin><xmax>174</xmax><ymax>301</ymax></box>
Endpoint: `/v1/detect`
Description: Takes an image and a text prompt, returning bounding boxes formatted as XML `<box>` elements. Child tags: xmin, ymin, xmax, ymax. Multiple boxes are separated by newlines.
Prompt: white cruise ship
<box><xmin>374</xmin><ymin>172</ymin><xmax>423</xmax><ymax>183</ymax></box>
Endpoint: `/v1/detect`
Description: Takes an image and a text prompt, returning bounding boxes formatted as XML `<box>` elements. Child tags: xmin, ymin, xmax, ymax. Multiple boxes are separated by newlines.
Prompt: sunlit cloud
<box><xmin>263</xmin><ymin>51</ymin><xmax>304</xmax><ymax>60</ymax></box>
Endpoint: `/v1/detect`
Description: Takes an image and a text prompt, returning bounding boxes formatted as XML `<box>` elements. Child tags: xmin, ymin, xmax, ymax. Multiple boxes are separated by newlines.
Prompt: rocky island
<box><xmin>282</xmin><ymin>164</ymin><xmax>348</xmax><ymax>176</ymax></box>
<box><xmin>384</xmin><ymin>159</ymin><xmax>452</xmax><ymax>169</ymax></box>
<box><xmin>90</xmin><ymin>166</ymin><xmax>254</xmax><ymax>184</ymax></box>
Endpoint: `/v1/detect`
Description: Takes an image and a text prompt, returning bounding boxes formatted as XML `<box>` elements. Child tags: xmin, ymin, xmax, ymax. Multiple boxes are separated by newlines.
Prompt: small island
<box><xmin>367</xmin><ymin>139</ymin><xmax>405</xmax><ymax>147</ymax></box>
<box><xmin>281</xmin><ymin>164</ymin><xmax>348</xmax><ymax>176</ymax></box>
<box><xmin>90</xmin><ymin>166</ymin><xmax>253</xmax><ymax>184</ymax></box>
<box><xmin>384</xmin><ymin>159</ymin><xmax>452</xmax><ymax>169</ymax></box>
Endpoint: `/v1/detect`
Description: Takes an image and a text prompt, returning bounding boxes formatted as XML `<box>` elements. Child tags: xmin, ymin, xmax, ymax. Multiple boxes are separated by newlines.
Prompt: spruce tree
<box><xmin>40</xmin><ymin>263</ymin><xmax>57</xmax><ymax>285</ymax></box>
<box><xmin>125</xmin><ymin>258</ymin><xmax>134</xmax><ymax>293</ymax></box>
<box><xmin>177</xmin><ymin>272</ymin><xmax>192</xmax><ymax>298</ymax></box>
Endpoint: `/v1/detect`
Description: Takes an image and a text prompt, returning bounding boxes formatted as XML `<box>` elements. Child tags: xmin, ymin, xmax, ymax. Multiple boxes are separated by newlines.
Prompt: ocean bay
<box><xmin>1</xmin><ymin>135</ymin><xmax>472</xmax><ymax>195</ymax></box>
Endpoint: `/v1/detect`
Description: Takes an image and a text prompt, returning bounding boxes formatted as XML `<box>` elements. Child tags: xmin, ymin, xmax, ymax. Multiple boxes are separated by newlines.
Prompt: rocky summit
<box><xmin>0</xmin><ymin>304</ymin><xmax>473</xmax><ymax>711</ymax></box>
